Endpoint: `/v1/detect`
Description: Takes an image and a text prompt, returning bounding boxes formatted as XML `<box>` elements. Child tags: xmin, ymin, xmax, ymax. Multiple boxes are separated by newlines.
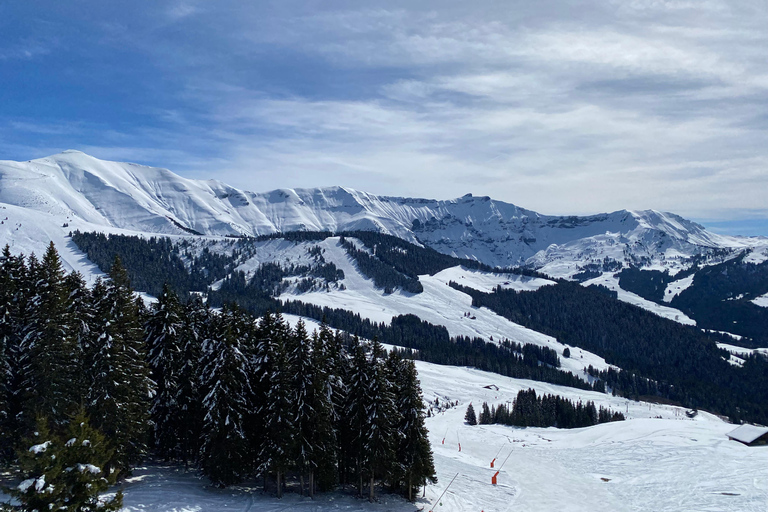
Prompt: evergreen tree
<box><xmin>145</xmin><ymin>284</ymin><xmax>186</xmax><ymax>460</ymax></box>
<box><xmin>479</xmin><ymin>402</ymin><xmax>492</xmax><ymax>425</ymax></box>
<box><xmin>258</xmin><ymin>313</ymin><xmax>295</xmax><ymax>498</ymax></box>
<box><xmin>87</xmin><ymin>257</ymin><xmax>152</xmax><ymax>475</ymax></box>
<box><xmin>5</xmin><ymin>414</ymin><xmax>122</xmax><ymax>512</ymax></box>
<box><xmin>346</xmin><ymin>336</ymin><xmax>371</xmax><ymax>496</ymax></box>
<box><xmin>287</xmin><ymin>320</ymin><xmax>314</xmax><ymax>495</ymax></box>
<box><xmin>307</xmin><ymin>329</ymin><xmax>337</xmax><ymax>495</ymax></box>
<box><xmin>177</xmin><ymin>295</ymin><xmax>206</xmax><ymax>466</ymax></box>
<box><xmin>0</xmin><ymin>246</ymin><xmax>25</xmax><ymax>461</ymax></box>
<box><xmin>393</xmin><ymin>357</ymin><xmax>436</xmax><ymax>501</ymax></box>
<box><xmin>23</xmin><ymin>243</ymin><xmax>82</xmax><ymax>426</ymax></box>
<box><xmin>364</xmin><ymin>339</ymin><xmax>400</xmax><ymax>502</ymax></box>
<box><xmin>464</xmin><ymin>403</ymin><xmax>477</xmax><ymax>426</ymax></box>
<box><xmin>198</xmin><ymin>311</ymin><xmax>253</xmax><ymax>487</ymax></box>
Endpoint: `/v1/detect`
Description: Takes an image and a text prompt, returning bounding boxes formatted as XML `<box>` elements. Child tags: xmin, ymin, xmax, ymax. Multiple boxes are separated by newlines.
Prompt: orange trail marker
<box><xmin>490</xmin><ymin>445</ymin><xmax>505</xmax><ymax>467</ymax></box>
<box><xmin>491</xmin><ymin>471</ymin><xmax>499</xmax><ymax>485</ymax></box>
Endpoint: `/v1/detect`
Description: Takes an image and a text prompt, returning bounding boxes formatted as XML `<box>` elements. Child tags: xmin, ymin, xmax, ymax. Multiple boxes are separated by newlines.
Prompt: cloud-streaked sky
<box><xmin>2</xmin><ymin>1</ymin><xmax>767</xmax><ymax>234</ymax></box>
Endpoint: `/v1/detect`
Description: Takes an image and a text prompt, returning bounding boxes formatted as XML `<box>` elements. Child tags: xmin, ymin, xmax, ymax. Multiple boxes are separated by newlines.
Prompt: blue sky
<box><xmin>2</xmin><ymin>1</ymin><xmax>767</xmax><ymax>235</ymax></box>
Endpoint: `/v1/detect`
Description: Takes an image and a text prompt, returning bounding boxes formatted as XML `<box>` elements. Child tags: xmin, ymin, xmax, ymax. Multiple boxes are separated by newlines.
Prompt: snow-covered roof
<box><xmin>727</xmin><ymin>424</ymin><xmax>768</xmax><ymax>444</ymax></box>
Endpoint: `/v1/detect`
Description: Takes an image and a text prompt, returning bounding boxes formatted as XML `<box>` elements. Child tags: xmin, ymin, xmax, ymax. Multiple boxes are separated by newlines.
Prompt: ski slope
<box><xmin>273</xmin><ymin>237</ymin><xmax>612</xmax><ymax>375</ymax></box>
<box><xmin>583</xmin><ymin>273</ymin><xmax>696</xmax><ymax>326</ymax></box>
<box><xmin>21</xmin><ymin>359</ymin><xmax>759</xmax><ymax>512</ymax></box>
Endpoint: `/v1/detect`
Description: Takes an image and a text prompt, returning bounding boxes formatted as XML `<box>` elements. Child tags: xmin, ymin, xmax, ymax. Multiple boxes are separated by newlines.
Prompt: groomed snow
<box><xmin>432</xmin><ymin>266</ymin><xmax>555</xmax><ymax>294</ymax></box>
<box><xmin>663</xmin><ymin>274</ymin><xmax>694</xmax><ymax>303</ymax></box>
<box><xmin>583</xmin><ymin>273</ymin><xmax>696</xmax><ymax>326</ymax></box>
<box><xmin>45</xmin><ymin>360</ymin><xmax>766</xmax><ymax>512</ymax></box>
<box><xmin>279</xmin><ymin>238</ymin><xmax>612</xmax><ymax>375</ymax></box>
<box><xmin>751</xmin><ymin>293</ymin><xmax>768</xmax><ymax>308</ymax></box>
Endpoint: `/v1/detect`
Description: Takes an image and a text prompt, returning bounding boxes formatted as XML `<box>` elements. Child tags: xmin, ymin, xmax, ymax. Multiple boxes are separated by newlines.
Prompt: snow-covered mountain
<box><xmin>1</xmin><ymin>150</ymin><xmax>765</xmax><ymax>276</ymax></box>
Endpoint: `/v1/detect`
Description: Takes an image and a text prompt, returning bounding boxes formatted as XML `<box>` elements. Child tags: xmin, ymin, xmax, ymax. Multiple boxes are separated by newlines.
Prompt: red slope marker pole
<box><xmin>457</xmin><ymin>430</ymin><xmax>461</xmax><ymax>452</ymax></box>
<box><xmin>428</xmin><ymin>473</ymin><xmax>458</xmax><ymax>512</ymax></box>
<box><xmin>442</xmin><ymin>427</ymin><xmax>448</xmax><ymax>445</ymax></box>
<box><xmin>491</xmin><ymin>450</ymin><xmax>514</xmax><ymax>485</ymax></box>
<box><xmin>490</xmin><ymin>445</ymin><xmax>504</xmax><ymax>468</ymax></box>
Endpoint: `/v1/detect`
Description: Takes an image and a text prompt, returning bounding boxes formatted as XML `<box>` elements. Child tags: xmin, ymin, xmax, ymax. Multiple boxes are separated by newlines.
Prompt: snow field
<box><xmin>583</xmin><ymin>273</ymin><xmax>696</xmax><ymax>326</ymax></box>
<box><xmin>278</xmin><ymin>238</ymin><xmax>613</xmax><ymax>375</ymax></box>
<box><xmin>415</xmin><ymin>361</ymin><xmax>768</xmax><ymax>512</ymax></box>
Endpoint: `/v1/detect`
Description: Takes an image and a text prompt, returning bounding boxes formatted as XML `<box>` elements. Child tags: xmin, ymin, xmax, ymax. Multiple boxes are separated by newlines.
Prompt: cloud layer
<box><xmin>1</xmin><ymin>0</ymin><xmax>767</xmax><ymax>231</ymax></box>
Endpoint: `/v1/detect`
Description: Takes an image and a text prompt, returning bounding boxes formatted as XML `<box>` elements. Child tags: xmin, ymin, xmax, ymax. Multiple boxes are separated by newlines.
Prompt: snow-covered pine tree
<box><xmin>320</xmin><ymin>324</ymin><xmax>350</xmax><ymax>487</ymax></box>
<box><xmin>0</xmin><ymin>246</ymin><xmax>24</xmax><ymax>461</ymax></box>
<box><xmin>58</xmin><ymin>407</ymin><xmax>123</xmax><ymax>511</ymax></box>
<box><xmin>63</xmin><ymin>270</ymin><xmax>92</xmax><ymax>377</ymax></box>
<box><xmin>6</xmin><ymin>413</ymin><xmax>123</xmax><ymax>512</ymax></box>
<box><xmin>249</xmin><ymin>310</ymin><xmax>277</xmax><ymax>484</ymax></box>
<box><xmin>6</xmin><ymin>417</ymin><xmax>67</xmax><ymax>509</ymax></box>
<box><xmin>177</xmin><ymin>295</ymin><xmax>207</xmax><ymax>466</ymax></box>
<box><xmin>145</xmin><ymin>284</ymin><xmax>186</xmax><ymax>460</ymax></box>
<box><xmin>308</xmin><ymin>329</ymin><xmax>338</xmax><ymax>494</ymax></box>
<box><xmin>391</xmin><ymin>355</ymin><xmax>436</xmax><ymax>501</ymax></box>
<box><xmin>22</xmin><ymin>243</ymin><xmax>82</xmax><ymax>426</ymax></box>
<box><xmin>364</xmin><ymin>338</ymin><xmax>400</xmax><ymax>502</ymax></box>
<box><xmin>346</xmin><ymin>336</ymin><xmax>372</xmax><ymax>497</ymax></box>
<box><xmin>287</xmin><ymin>320</ymin><xmax>314</xmax><ymax>496</ymax></box>
<box><xmin>198</xmin><ymin>310</ymin><xmax>253</xmax><ymax>487</ymax></box>
<box><xmin>87</xmin><ymin>256</ymin><xmax>153</xmax><ymax>475</ymax></box>
<box><xmin>258</xmin><ymin>312</ymin><xmax>295</xmax><ymax>498</ymax></box>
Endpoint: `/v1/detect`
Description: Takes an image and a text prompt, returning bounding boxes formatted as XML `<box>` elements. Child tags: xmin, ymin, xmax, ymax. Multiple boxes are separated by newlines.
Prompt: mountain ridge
<box><xmin>1</xmin><ymin>150</ymin><xmax>765</xmax><ymax>274</ymax></box>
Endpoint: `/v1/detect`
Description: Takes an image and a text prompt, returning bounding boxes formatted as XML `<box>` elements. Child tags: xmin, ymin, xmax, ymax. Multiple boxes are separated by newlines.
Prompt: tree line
<box><xmin>0</xmin><ymin>243</ymin><xmax>435</xmax><ymax>509</ymax></box>
<box><xmin>451</xmin><ymin>280</ymin><xmax>768</xmax><ymax>424</ymax></box>
<box><xmin>465</xmin><ymin>389</ymin><xmax>625</xmax><ymax>429</ymax></box>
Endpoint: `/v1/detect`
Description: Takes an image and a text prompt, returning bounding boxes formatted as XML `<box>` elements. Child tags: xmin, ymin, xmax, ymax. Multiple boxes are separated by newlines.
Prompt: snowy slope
<box><xmin>17</xmin><ymin>359</ymin><xmax>758</xmax><ymax>512</ymax></box>
<box><xmin>2</xmin><ymin>151</ymin><xmax>766</xmax><ymax>275</ymax></box>
<box><xmin>583</xmin><ymin>273</ymin><xmax>696</xmax><ymax>325</ymax></box>
<box><xmin>217</xmin><ymin>236</ymin><xmax>612</xmax><ymax>375</ymax></box>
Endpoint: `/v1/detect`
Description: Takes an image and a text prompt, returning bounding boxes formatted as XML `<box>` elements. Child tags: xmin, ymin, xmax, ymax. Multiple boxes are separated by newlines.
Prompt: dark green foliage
<box><xmin>87</xmin><ymin>257</ymin><xmax>153</xmax><ymax>475</ymax></box>
<box><xmin>198</xmin><ymin>307</ymin><xmax>253</xmax><ymax>487</ymax></box>
<box><xmin>280</xmin><ymin>303</ymin><xmax>592</xmax><ymax>392</ymax></box>
<box><xmin>5</xmin><ymin>414</ymin><xmax>123</xmax><ymax>512</ymax></box>
<box><xmin>340</xmin><ymin>236</ymin><xmax>424</xmax><ymax>294</ymax></box>
<box><xmin>389</xmin><ymin>356</ymin><xmax>436</xmax><ymax>501</ymax></box>
<box><xmin>483</xmin><ymin>389</ymin><xmax>624</xmax><ymax>429</ymax></box>
<box><xmin>478</xmin><ymin>402</ymin><xmax>492</xmax><ymax>425</ymax></box>
<box><xmin>616</xmin><ymin>256</ymin><xmax>768</xmax><ymax>346</ymax></box>
<box><xmin>452</xmin><ymin>280</ymin><xmax>768</xmax><ymax>424</ymax></box>
<box><xmin>145</xmin><ymin>284</ymin><xmax>187</xmax><ymax>460</ymax></box>
<box><xmin>464</xmin><ymin>403</ymin><xmax>477</xmax><ymax>425</ymax></box>
<box><xmin>71</xmin><ymin>231</ymin><xmax>234</xmax><ymax>297</ymax></box>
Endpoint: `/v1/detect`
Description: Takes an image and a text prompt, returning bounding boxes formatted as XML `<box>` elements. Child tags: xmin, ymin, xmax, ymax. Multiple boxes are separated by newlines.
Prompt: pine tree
<box><xmin>0</xmin><ymin>246</ymin><xmax>24</xmax><ymax>461</ymax></box>
<box><xmin>364</xmin><ymin>339</ymin><xmax>400</xmax><ymax>502</ymax></box>
<box><xmin>287</xmin><ymin>320</ymin><xmax>314</xmax><ymax>496</ymax></box>
<box><xmin>258</xmin><ymin>313</ymin><xmax>294</xmax><ymax>498</ymax></box>
<box><xmin>145</xmin><ymin>284</ymin><xmax>186</xmax><ymax>460</ymax></box>
<box><xmin>346</xmin><ymin>336</ymin><xmax>371</xmax><ymax>496</ymax></box>
<box><xmin>177</xmin><ymin>295</ymin><xmax>206</xmax><ymax>466</ymax></box>
<box><xmin>198</xmin><ymin>310</ymin><xmax>253</xmax><ymax>487</ymax></box>
<box><xmin>464</xmin><ymin>403</ymin><xmax>477</xmax><ymax>425</ymax></box>
<box><xmin>23</xmin><ymin>243</ymin><xmax>82</xmax><ymax>426</ymax></box>
<box><xmin>307</xmin><ymin>329</ymin><xmax>337</xmax><ymax>495</ymax></box>
<box><xmin>87</xmin><ymin>256</ymin><xmax>153</xmax><ymax>475</ymax></box>
<box><xmin>393</xmin><ymin>357</ymin><xmax>436</xmax><ymax>501</ymax></box>
<box><xmin>5</xmin><ymin>414</ymin><xmax>122</xmax><ymax>511</ymax></box>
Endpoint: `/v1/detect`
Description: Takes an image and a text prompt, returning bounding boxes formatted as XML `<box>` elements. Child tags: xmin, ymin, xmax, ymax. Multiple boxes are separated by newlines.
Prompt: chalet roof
<box><xmin>727</xmin><ymin>424</ymin><xmax>768</xmax><ymax>445</ymax></box>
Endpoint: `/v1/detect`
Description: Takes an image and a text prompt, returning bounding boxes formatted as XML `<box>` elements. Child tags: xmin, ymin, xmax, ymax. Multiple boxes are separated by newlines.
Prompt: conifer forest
<box><xmin>0</xmin><ymin>243</ymin><xmax>436</xmax><ymax>509</ymax></box>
